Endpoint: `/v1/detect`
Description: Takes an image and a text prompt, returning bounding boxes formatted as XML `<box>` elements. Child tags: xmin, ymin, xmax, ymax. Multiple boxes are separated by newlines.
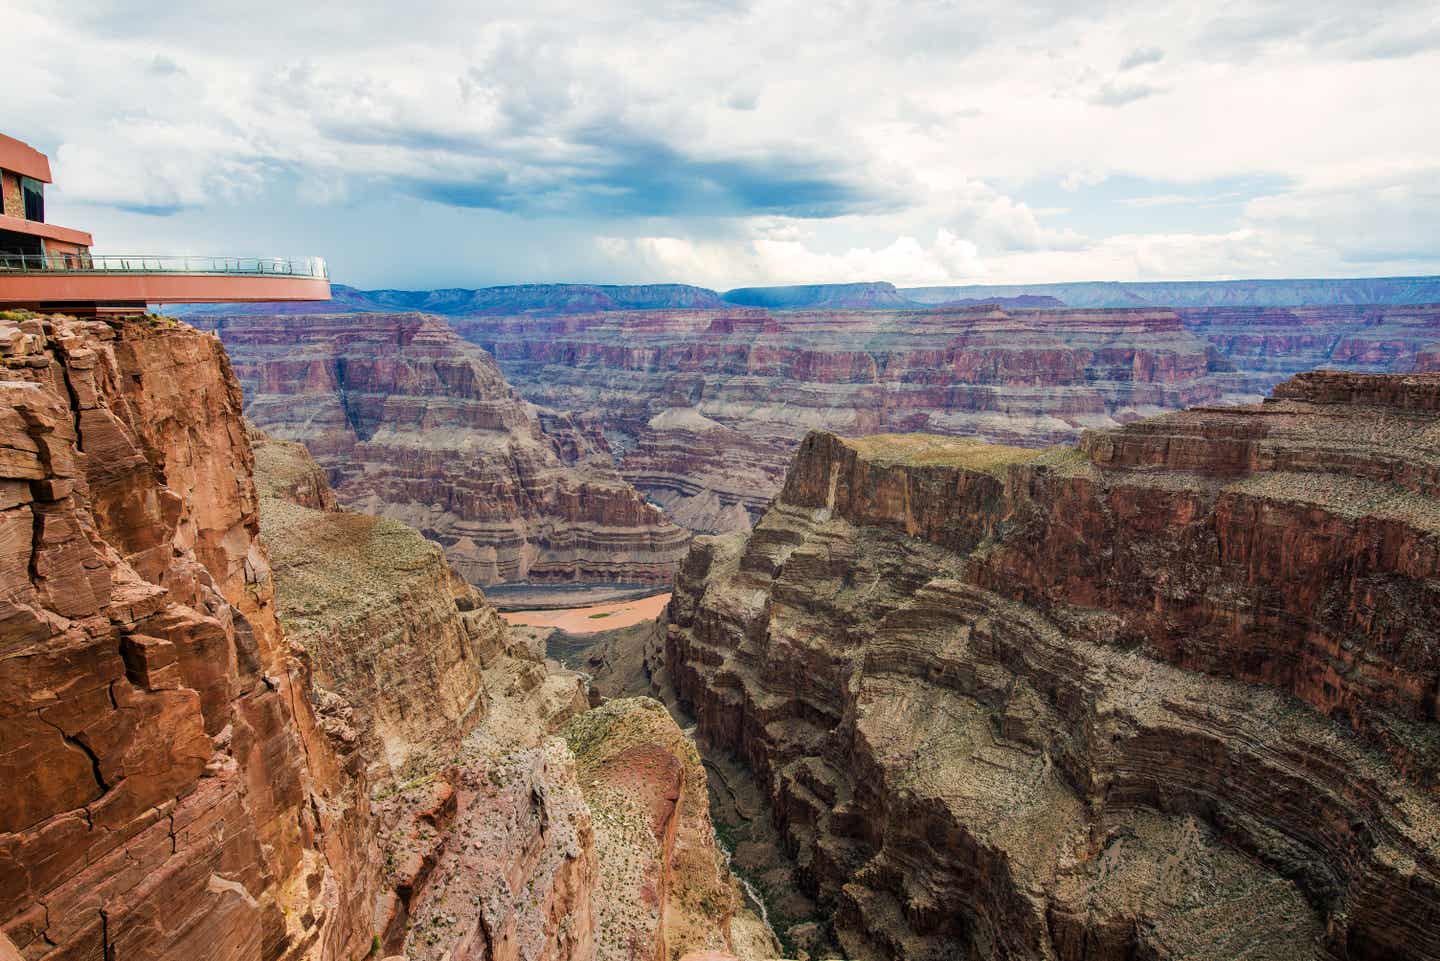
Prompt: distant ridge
<box><xmin>927</xmin><ymin>293</ymin><xmax>1066</xmax><ymax>309</ymax></box>
<box><xmin>165</xmin><ymin>274</ymin><xmax>1440</xmax><ymax>318</ymax></box>
<box><xmin>722</xmin><ymin>281</ymin><xmax>917</xmax><ymax>309</ymax></box>
<box><xmin>168</xmin><ymin>282</ymin><xmax>725</xmax><ymax>316</ymax></box>
<box><xmin>902</xmin><ymin>275</ymin><xmax>1440</xmax><ymax>309</ymax></box>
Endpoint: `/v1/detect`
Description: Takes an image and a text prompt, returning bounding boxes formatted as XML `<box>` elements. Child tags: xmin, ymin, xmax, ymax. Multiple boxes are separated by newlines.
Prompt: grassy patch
<box><xmin>843</xmin><ymin>433</ymin><xmax>1048</xmax><ymax>476</ymax></box>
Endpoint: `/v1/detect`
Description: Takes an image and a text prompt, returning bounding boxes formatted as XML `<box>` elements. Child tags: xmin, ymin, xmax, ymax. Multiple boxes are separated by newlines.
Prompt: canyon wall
<box><xmin>456</xmin><ymin>303</ymin><xmax>1440</xmax><ymax>533</ymax></box>
<box><xmin>196</xmin><ymin>313</ymin><xmax>690</xmax><ymax>587</ymax></box>
<box><xmin>454</xmin><ymin>305</ymin><xmax>1237</xmax><ymax>531</ymax></box>
<box><xmin>0</xmin><ymin>313</ymin><xmax>376</xmax><ymax>960</ymax></box>
<box><xmin>253</xmin><ymin>428</ymin><xmax>508</xmax><ymax>776</ymax></box>
<box><xmin>0</xmin><ymin>311</ymin><xmax>773</xmax><ymax>961</ymax></box>
<box><xmin>249</xmin><ymin>405</ymin><xmax>773</xmax><ymax>960</ymax></box>
<box><xmin>666</xmin><ymin>371</ymin><xmax>1440</xmax><ymax>960</ymax></box>
<box><xmin>1179</xmin><ymin>303</ymin><xmax>1440</xmax><ymax>391</ymax></box>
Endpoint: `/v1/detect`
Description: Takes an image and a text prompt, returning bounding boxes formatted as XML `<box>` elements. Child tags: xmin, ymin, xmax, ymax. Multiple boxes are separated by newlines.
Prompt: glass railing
<box><xmin>0</xmin><ymin>253</ymin><xmax>328</xmax><ymax>279</ymax></box>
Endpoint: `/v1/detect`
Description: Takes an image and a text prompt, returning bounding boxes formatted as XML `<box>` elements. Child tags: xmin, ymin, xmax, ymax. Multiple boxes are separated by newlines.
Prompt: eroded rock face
<box><xmin>454</xmin><ymin>306</ymin><xmax>1235</xmax><ymax>531</ymax></box>
<box><xmin>1</xmin><ymin>312</ymin><xmax>769</xmax><ymax>961</ymax></box>
<box><xmin>666</xmin><ymin>371</ymin><xmax>1440</xmax><ymax>960</ymax></box>
<box><xmin>196</xmin><ymin>313</ymin><xmax>690</xmax><ymax>586</ymax></box>
<box><xmin>0</xmin><ymin>313</ymin><xmax>375</xmax><ymax>961</ymax></box>
<box><xmin>253</xmin><ymin>427</ymin><xmax>508</xmax><ymax>776</ymax></box>
<box><xmin>1178</xmin><ymin>304</ymin><xmax>1440</xmax><ymax>390</ymax></box>
<box><xmin>562</xmin><ymin>697</ymin><xmax>779</xmax><ymax>961</ymax></box>
<box><xmin>248</xmin><ymin>408</ymin><xmax>601</xmax><ymax>961</ymax></box>
<box><xmin>249</xmin><ymin>406</ymin><xmax>772</xmax><ymax>961</ymax></box>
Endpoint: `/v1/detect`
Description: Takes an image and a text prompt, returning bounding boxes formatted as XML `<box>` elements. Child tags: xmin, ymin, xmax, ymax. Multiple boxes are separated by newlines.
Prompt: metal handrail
<box><xmin>0</xmin><ymin>253</ymin><xmax>328</xmax><ymax>279</ymax></box>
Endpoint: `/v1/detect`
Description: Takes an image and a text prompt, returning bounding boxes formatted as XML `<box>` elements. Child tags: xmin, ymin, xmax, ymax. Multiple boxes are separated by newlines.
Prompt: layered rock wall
<box><xmin>0</xmin><ymin>313</ymin><xmax>376</xmax><ymax>960</ymax></box>
<box><xmin>454</xmin><ymin>306</ymin><xmax>1233</xmax><ymax>529</ymax></box>
<box><xmin>198</xmin><ymin>313</ymin><xmax>689</xmax><ymax>586</ymax></box>
<box><xmin>457</xmin><ymin>304</ymin><xmax>1440</xmax><ymax>533</ymax></box>
<box><xmin>666</xmin><ymin>371</ymin><xmax>1440</xmax><ymax>960</ymax></box>
<box><xmin>253</xmin><ymin>428</ymin><xmax>509</xmax><ymax>776</ymax></box>
<box><xmin>562</xmin><ymin>697</ymin><xmax>778</xmax><ymax>961</ymax></box>
<box><xmin>248</xmin><ymin>402</ymin><xmax>769</xmax><ymax>961</ymax></box>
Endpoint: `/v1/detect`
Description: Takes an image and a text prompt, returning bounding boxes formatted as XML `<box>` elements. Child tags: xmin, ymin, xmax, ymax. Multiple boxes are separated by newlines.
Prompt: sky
<box><xmin>6</xmin><ymin>0</ymin><xmax>1440</xmax><ymax>290</ymax></box>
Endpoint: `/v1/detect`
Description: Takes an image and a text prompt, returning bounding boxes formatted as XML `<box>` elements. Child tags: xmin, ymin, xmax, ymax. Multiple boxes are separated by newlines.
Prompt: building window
<box><xmin>21</xmin><ymin>177</ymin><xmax>43</xmax><ymax>222</ymax></box>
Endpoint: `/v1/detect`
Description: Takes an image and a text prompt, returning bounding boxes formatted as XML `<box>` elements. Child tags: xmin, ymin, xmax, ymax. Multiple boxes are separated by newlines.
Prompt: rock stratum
<box><xmin>196</xmin><ymin>313</ymin><xmax>690</xmax><ymax>587</ymax></box>
<box><xmin>0</xmin><ymin>313</ymin><xmax>378</xmax><ymax>960</ymax></box>
<box><xmin>456</xmin><ymin>303</ymin><xmax>1440</xmax><ymax>531</ymax></box>
<box><xmin>665</xmin><ymin>371</ymin><xmax>1440</xmax><ymax>960</ymax></box>
<box><xmin>252</xmin><ymin>428</ymin><xmax>507</xmax><ymax>776</ymax></box>
<box><xmin>0</xmin><ymin>312</ymin><xmax>772</xmax><ymax>961</ymax></box>
<box><xmin>251</xmin><ymin>402</ymin><xmax>775</xmax><ymax>961</ymax></box>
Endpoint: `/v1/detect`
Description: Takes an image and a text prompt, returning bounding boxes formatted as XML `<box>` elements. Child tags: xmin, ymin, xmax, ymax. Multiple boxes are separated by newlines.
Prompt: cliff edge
<box><xmin>667</xmin><ymin>370</ymin><xmax>1440</xmax><ymax>960</ymax></box>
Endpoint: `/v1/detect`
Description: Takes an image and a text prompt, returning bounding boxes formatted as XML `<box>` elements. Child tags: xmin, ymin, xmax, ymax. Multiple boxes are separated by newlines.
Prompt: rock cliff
<box><xmin>195</xmin><ymin>313</ymin><xmax>690</xmax><ymax>587</ymax></box>
<box><xmin>253</xmin><ymin>428</ymin><xmax>507</xmax><ymax>776</ymax></box>
<box><xmin>456</xmin><ymin>303</ymin><xmax>1440</xmax><ymax>534</ymax></box>
<box><xmin>248</xmin><ymin>409</ymin><xmax>771</xmax><ymax>959</ymax></box>
<box><xmin>666</xmin><ymin>371</ymin><xmax>1440</xmax><ymax>960</ymax></box>
<box><xmin>1178</xmin><ymin>304</ymin><xmax>1440</xmax><ymax>392</ymax></box>
<box><xmin>248</xmin><ymin>407</ymin><xmax>602</xmax><ymax>961</ymax></box>
<box><xmin>0</xmin><ymin>312</ymin><xmax>376</xmax><ymax>960</ymax></box>
<box><xmin>563</xmin><ymin>698</ymin><xmax>779</xmax><ymax>961</ymax></box>
<box><xmin>0</xmin><ymin>311</ymin><xmax>773</xmax><ymax>961</ymax></box>
<box><xmin>455</xmin><ymin>305</ymin><xmax>1235</xmax><ymax>531</ymax></box>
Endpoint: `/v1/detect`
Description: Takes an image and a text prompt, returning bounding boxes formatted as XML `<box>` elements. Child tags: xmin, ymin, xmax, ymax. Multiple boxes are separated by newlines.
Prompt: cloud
<box><xmin>601</xmin><ymin>226</ymin><xmax>988</xmax><ymax>288</ymax></box>
<box><xmin>1245</xmin><ymin>165</ymin><xmax>1440</xmax><ymax>264</ymax></box>
<box><xmin>1086</xmin><ymin>80</ymin><xmax>1163</xmax><ymax>107</ymax></box>
<box><xmin>406</xmin><ymin>142</ymin><xmax>881</xmax><ymax>218</ymax></box>
<box><xmin>1196</xmin><ymin>0</ymin><xmax>1440</xmax><ymax>62</ymax></box>
<box><xmin>5</xmin><ymin>0</ymin><xmax>1438</xmax><ymax>287</ymax></box>
<box><xmin>1118</xmin><ymin>46</ymin><xmax>1165</xmax><ymax>70</ymax></box>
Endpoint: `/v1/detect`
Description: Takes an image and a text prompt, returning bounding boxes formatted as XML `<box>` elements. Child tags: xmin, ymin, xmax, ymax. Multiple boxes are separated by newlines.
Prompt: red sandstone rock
<box><xmin>446</xmin><ymin>306</ymin><xmax>1258</xmax><ymax>530</ymax></box>
<box><xmin>195</xmin><ymin>313</ymin><xmax>690</xmax><ymax>585</ymax></box>
<box><xmin>0</xmin><ymin>313</ymin><xmax>376</xmax><ymax>960</ymax></box>
<box><xmin>665</xmin><ymin>371</ymin><xmax>1440</xmax><ymax>960</ymax></box>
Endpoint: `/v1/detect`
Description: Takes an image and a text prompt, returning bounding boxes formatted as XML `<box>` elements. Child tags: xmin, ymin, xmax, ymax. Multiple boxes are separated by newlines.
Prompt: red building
<box><xmin>0</xmin><ymin>132</ymin><xmax>329</xmax><ymax>312</ymax></box>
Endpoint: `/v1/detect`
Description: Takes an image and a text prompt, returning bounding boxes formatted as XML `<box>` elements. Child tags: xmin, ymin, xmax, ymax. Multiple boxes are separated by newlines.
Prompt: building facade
<box><xmin>0</xmin><ymin>132</ymin><xmax>329</xmax><ymax>312</ymax></box>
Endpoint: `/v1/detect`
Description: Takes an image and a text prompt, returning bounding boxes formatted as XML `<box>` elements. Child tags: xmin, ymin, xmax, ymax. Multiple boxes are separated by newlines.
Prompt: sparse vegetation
<box><xmin>842</xmin><ymin>432</ymin><xmax>1048</xmax><ymax>476</ymax></box>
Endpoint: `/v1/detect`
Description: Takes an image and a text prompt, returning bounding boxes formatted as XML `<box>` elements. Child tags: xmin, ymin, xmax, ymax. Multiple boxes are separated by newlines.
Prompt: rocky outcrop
<box><xmin>196</xmin><ymin>313</ymin><xmax>690</xmax><ymax>586</ymax></box>
<box><xmin>456</xmin><ymin>304</ymin><xmax>1440</xmax><ymax>535</ymax></box>
<box><xmin>253</xmin><ymin>427</ymin><xmax>508</xmax><ymax>775</ymax></box>
<box><xmin>620</xmin><ymin>408</ymin><xmax>770</xmax><ymax>532</ymax></box>
<box><xmin>252</xmin><ymin>427</ymin><xmax>337</xmax><ymax>510</ymax></box>
<box><xmin>563</xmin><ymin>698</ymin><xmax>779</xmax><ymax>961</ymax></box>
<box><xmin>1</xmin><ymin>311</ymin><xmax>774</xmax><ymax>961</ymax></box>
<box><xmin>455</xmin><ymin>306</ymin><xmax>1231</xmax><ymax>530</ymax></box>
<box><xmin>376</xmin><ymin>659</ymin><xmax>776</xmax><ymax>961</ymax></box>
<box><xmin>248</xmin><ymin>408</ymin><xmax>601</xmax><ymax>961</ymax></box>
<box><xmin>248</xmin><ymin>405</ymin><xmax>769</xmax><ymax>961</ymax></box>
<box><xmin>666</xmin><ymin>371</ymin><xmax>1440</xmax><ymax>960</ymax></box>
<box><xmin>0</xmin><ymin>312</ymin><xmax>376</xmax><ymax>960</ymax></box>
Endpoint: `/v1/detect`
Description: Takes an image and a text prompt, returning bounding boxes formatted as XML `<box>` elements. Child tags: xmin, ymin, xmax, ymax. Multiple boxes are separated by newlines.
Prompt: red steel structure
<box><xmin>0</xmin><ymin>132</ymin><xmax>329</xmax><ymax>312</ymax></box>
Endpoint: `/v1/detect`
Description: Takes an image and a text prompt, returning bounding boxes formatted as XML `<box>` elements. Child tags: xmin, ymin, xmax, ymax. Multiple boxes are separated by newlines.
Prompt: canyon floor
<box><xmin>501</xmin><ymin>593</ymin><xmax>673</xmax><ymax>633</ymax></box>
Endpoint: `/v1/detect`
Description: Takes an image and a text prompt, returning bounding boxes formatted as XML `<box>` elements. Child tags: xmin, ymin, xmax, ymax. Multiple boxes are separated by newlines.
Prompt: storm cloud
<box><xmin>4</xmin><ymin>0</ymin><xmax>1438</xmax><ymax>288</ymax></box>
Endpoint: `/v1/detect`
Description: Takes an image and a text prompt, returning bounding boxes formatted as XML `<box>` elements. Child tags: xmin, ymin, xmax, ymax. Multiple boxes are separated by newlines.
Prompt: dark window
<box><xmin>21</xmin><ymin>177</ymin><xmax>43</xmax><ymax>222</ymax></box>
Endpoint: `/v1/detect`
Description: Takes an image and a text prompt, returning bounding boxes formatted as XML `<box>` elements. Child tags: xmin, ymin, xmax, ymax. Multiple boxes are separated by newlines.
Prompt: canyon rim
<box><xmin>5</xmin><ymin>0</ymin><xmax>1440</xmax><ymax>956</ymax></box>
